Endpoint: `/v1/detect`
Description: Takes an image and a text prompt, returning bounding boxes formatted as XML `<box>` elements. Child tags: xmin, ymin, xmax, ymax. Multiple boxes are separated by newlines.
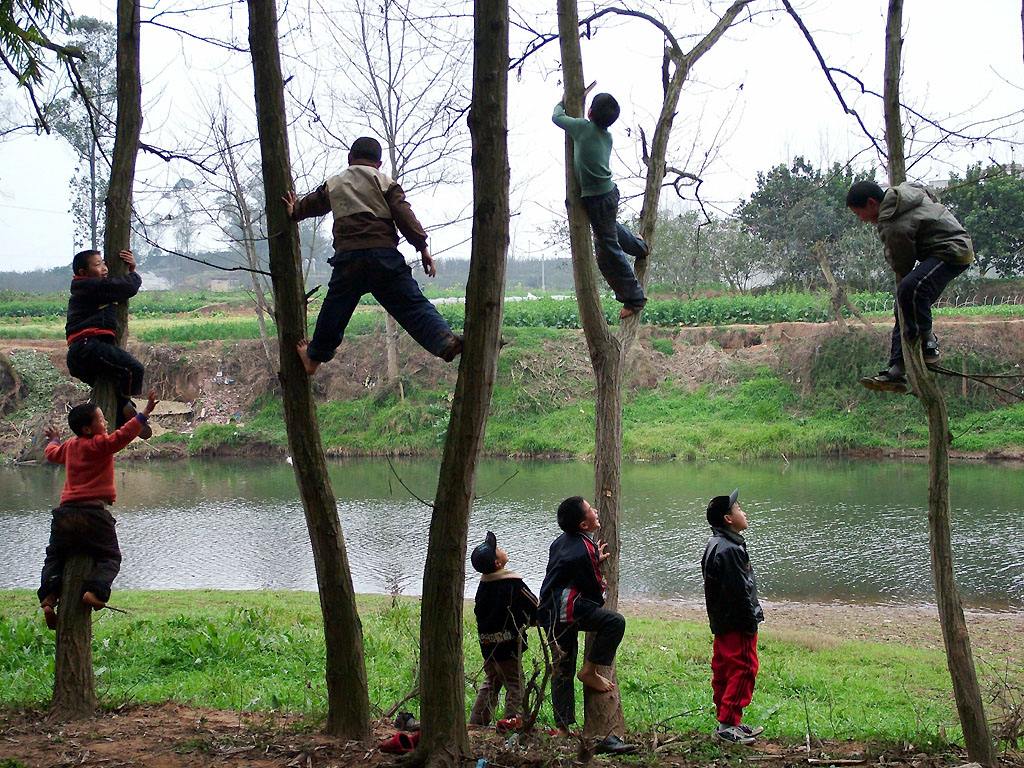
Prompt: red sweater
<box><xmin>44</xmin><ymin>416</ymin><xmax>145</xmax><ymax>505</ymax></box>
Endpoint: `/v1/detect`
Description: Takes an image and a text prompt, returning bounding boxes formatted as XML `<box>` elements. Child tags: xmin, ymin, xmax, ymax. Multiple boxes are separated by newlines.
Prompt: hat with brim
<box><xmin>470</xmin><ymin>531</ymin><xmax>499</xmax><ymax>574</ymax></box>
<box><xmin>706</xmin><ymin>488</ymin><xmax>740</xmax><ymax>526</ymax></box>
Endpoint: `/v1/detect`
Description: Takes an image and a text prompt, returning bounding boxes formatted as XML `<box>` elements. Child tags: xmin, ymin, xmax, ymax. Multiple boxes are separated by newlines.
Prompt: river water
<box><xmin>1</xmin><ymin>457</ymin><xmax>1021</xmax><ymax>608</ymax></box>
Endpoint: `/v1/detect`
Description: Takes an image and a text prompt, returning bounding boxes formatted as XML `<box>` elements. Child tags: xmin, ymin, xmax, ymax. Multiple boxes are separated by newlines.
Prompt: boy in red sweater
<box><xmin>37</xmin><ymin>390</ymin><xmax>157</xmax><ymax>629</ymax></box>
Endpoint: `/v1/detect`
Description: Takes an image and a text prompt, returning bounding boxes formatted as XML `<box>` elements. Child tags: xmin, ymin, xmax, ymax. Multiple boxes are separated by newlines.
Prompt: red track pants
<box><xmin>711</xmin><ymin>631</ymin><xmax>759</xmax><ymax>727</ymax></box>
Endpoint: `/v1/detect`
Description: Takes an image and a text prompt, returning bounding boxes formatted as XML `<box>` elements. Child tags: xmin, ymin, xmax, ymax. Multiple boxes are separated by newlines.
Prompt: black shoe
<box><xmin>636</xmin><ymin>237</ymin><xmax>650</xmax><ymax>261</ymax></box>
<box><xmin>860</xmin><ymin>368</ymin><xmax>908</xmax><ymax>393</ymax></box>
<box><xmin>714</xmin><ymin>724</ymin><xmax>756</xmax><ymax>745</ymax></box>
<box><xmin>594</xmin><ymin>735</ymin><xmax>638</xmax><ymax>755</ymax></box>
<box><xmin>923</xmin><ymin>335</ymin><xmax>940</xmax><ymax>364</ymax></box>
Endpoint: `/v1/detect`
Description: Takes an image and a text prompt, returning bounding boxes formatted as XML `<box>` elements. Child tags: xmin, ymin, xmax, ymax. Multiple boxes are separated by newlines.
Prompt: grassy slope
<box><xmin>0</xmin><ymin>590</ymin><xmax>961</xmax><ymax>746</ymax></box>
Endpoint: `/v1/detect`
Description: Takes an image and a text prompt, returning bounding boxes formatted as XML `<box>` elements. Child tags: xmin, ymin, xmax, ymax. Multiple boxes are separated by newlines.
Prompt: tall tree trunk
<box><xmin>89</xmin><ymin>144</ymin><xmax>98</xmax><ymax>249</ymax></box>
<box><xmin>48</xmin><ymin>555</ymin><xmax>97</xmax><ymax>719</ymax></box>
<box><xmin>50</xmin><ymin>0</ymin><xmax>142</xmax><ymax>720</ymax></box>
<box><xmin>384</xmin><ymin>312</ymin><xmax>404</xmax><ymax>399</ymax></box>
<box><xmin>247</xmin><ymin>0</ymin><xmax>370</xmax><ymax>740</ymax></box>
<box><xmin>414</xmin><ymin>0</ymin><xmax>509</xmax><ymax>763</ymax></box>
<box><xmin>883</xmin><ymin>4</ymin><xmax>995</xmax><ymax>765</ymax></box>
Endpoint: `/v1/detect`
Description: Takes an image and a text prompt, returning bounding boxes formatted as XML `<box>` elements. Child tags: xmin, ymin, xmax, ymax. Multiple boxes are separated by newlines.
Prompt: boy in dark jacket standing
<box><xmin>553</xmin><ymin>85</ymin><xmax>648</xmax><ymax>319</ymax></box>
<box><xmin>846</xmin><ymin>180</ymin><xmax>974</xmax><ymax>393</ymax></box>
<box><xmin>468</xmin><ymin>531</ymin><xmax>539</xmax><ymax>728</ymax></box>
<box><xmin>702</xmin><ymin>488</ymin><xmax>764</xmax><ymax>745</ymax></box>
<box><xmin>539</xmin><ymin>497</ymin><xmax>634</xmax><ymax>754</ymax></box>
<box><xmin>283</xmin><ymin>136</ymin><xmax>462</xmax><ymax>375</ymax></box>
<box><xmin>65</xmin><ymin>248</ymin><xmax>150</xmax><ymax>437</ymax></box>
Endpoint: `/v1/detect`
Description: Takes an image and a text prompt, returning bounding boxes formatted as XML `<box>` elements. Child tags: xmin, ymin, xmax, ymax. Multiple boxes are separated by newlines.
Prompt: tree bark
<box><xmin>414</xmin><ymin>0</ymin><xmax>509</xmax><ymax>763</ymax></box>
<box><xmin>247</xmin><ymin>0</ymin><xmax>370</xmax><ymax>741</ymax></box>
<box><xmin>49</xmin><ymin>555</ymin><xmax>97</xmax><ymax>719</ymax></box>
<box><xmin>883</xmin><ymin>3</ymin><xmax>995</xmax><ymax>765</ymax></box>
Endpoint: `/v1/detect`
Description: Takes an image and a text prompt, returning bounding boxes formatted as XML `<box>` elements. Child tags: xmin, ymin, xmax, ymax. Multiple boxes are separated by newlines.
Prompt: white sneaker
<box><xmin>715</xmin><ymin>724</ymin><xmax>756</xmax><ymax>745</ymax></box>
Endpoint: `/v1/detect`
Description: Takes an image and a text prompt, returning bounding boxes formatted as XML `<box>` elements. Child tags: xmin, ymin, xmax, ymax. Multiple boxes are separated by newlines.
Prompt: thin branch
<box><xmin>386</xmin><ymin>456</ymin><xmax>434</xmax><ymax>509</ymax></box>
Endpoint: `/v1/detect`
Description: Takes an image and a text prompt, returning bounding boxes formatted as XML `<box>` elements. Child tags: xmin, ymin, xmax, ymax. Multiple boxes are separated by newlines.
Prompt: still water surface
<box><xmin>1</xmin><ymin>457</ymin><xmax>1021</xmax><ymax>608</ymax></box>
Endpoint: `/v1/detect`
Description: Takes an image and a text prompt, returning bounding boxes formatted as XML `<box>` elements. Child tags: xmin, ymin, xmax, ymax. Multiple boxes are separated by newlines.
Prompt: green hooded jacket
<box><xmin>876</xmin><ymin>182</ymin><xmax>974</xmax><ymax>276</ymax></box>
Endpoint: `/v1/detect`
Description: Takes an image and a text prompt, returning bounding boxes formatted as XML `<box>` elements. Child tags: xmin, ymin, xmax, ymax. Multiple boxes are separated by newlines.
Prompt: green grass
<box><xmin>0</xmin><ymin>590</ymin><xmax>970</xmax><ymax>745</ymax></box>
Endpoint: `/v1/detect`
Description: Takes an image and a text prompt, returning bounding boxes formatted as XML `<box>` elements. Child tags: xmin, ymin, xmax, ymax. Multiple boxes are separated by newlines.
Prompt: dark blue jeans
<box><xmin>307</xmin><ymin>247</ymin><xmax>456</xmax><ymax>362</ymax></box>
<box><xmin>67</xmin><ymin>336</ymin><xmax>145</xmax><ymax>426</ymax></box>
<box><xmin>888</xmin><ymin>257</ymin><xmax>969</xmax><ymax>367</ymax></box>
<box><xmin>581</xmin><ymin>187</ymin><xmax>647</xmax><ymax>309</ymax></box>
<box><xmin>38</xmin><ymin>504</ymin><xmax>121</xmax><ymax>604</ymax></box>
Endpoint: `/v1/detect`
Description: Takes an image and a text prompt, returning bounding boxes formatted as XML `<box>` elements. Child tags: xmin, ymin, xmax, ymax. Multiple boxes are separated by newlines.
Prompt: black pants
<box><xmin>38</xmin><ymin>504</ymin><xmax>122</xmax><ymax>604</ymax></box>
<box><xmin>307</xmin><ymin>247</ymin><xmax>457</xmax><ymax>363</ymax></box>
<box><xmin>67</xmin><ymin>336</ymin><xmax>145</xmax><ymax>424</ymax></box>
<box><xmin>547</xmin><ymin>601</ymin><xmax>626</xmax><ymax>727</ymax></box>
<box><xmin>580</xmin><ymin>186</ymin><xmax>647</xmax><ymax>309</ymax></box>
<box><xmin>888</xmin><ymin>257</ymin><xmax>969</xmax><ymax>367</ymax></box>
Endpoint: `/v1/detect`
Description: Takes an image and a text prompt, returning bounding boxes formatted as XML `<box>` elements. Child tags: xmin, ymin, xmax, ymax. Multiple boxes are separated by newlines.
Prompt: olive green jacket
<box><xmin>876</xmin><ymin>182</ymin><xmax>974</xmax><ymax>276</ymax></box>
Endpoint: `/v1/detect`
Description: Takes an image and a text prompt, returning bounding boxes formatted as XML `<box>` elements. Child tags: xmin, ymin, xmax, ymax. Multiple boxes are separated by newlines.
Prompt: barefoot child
<box><xmin>846</xmin><ymin>180</ymin><xmax>974</xmax><ymax>393</ymax></box>
<box><xmin>37</xmin><ymin>390</ymin><xmax>158</xmax><ymax>628</ymax></box>
<box><xmin>553</xmin><ymin>84</ymin><xmax>648</xmax><ymax>319</ymax></box>
<box><xmin>701</xmin><ymin>489</ymin><xmax>764</xmax><ymax>745</ymax></box>
<box><xmin>282</xmin><ymin>136</ymin><xmax>462</xmax><ymax>375</ymax></box>
<box><xmin>469</xmin><ymin>531</ymin><xmax>539</xmax><ymax>729</ymax></box>
<box><xmin>65</xmin><ymin>248</ymin><xmax>151</xmax><ymax>439</ymax></box>
<box><xmin>539</xmin><ymin>496</ymin><xmax>634</xmax><ymax>754</ymax></box>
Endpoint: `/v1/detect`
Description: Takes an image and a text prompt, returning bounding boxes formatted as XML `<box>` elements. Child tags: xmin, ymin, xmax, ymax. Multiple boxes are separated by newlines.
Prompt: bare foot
<box><xmin>42</xmin><ymin>603</ymin><xmax>57</xmax><ymax>630</ymax></box>
<box><xmin>82</xmin><ymin>591</ymin><xmax>107</xmax><ymax>611</ymax></box>
<box><xmin>577</xmin><ymin>666</ymin><xmax>615</xmax><ymax>692</ymax></box>
<box><xmin>296</xmin><ymin>341</ymin><xmax>320</xmax><ymax>376</ymax></box>
<box><xmin>619</xmin><ymin>305</ymin><xmax>641</xmax><ymax>320</ymax></box>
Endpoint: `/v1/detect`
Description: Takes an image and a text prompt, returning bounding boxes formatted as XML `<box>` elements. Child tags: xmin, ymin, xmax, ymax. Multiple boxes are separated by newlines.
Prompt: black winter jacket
<box><xmin>701</xmin><ymin>526</ymin><xmax>764</xmax><ymax>635</ymax></box>
<box><xmin>65</xmin><ymin>273</ymin><xmax>142</xmax><ymax>339</ymax></box>
<box><xmin>538</xmin><ymin>531</ymin><xmax>606</xmax><ymax>627</ymax></box>
<box><xmin>474</xmin><ymin>570</ymin><xmax>539</xmax><ymax>662</ymax></box>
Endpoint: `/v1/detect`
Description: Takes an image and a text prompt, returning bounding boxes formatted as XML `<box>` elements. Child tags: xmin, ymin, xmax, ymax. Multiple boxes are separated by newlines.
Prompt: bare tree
<box><xmin>247</xmin><ymin>0</ymin><xmax>370</xmax><ymax>740</ymax></box>
<box><xmin>883</xmin><ymin>2</ymin><xmax>995</xmax><ymax>765</ymax></box>
<box><xmin>413</xmin><ymin>0</ymin><xmax>509</xmax><ymax>762</ymax></box>
<box><xmin>555</xmin><ymin>0</ymin><xmax>751</xmax><ymax>741</ymax></box>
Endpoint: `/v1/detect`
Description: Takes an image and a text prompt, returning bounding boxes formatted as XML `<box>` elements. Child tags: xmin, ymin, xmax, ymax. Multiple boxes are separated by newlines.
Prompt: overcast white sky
<box><xmin>0</xmin><ymin>0</ymin><xmax>1021</xmax><ymax>273</ymax></box>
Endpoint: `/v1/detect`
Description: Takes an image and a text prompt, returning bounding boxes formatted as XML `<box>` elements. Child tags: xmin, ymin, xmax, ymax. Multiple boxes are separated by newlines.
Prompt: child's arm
<box><xmin>98</xmin><ymin>390</ymin><xmax>158</xmax><ymax>454</ymax></box>
<box><xmin>284</xmin><ymin>185</ymin><xmax>331</xmax><ymax>222</ymax></box>
<box><xmin>43</xmin><ymin>426</ymin><xmax>67</xmax><ymax>464</ymax></box>
<box><xmin>552</xmin><ymin>101</ymin><xmax>589</xmax><ymax>138</ymax></box>
<box><xmin>514</xmin><ymin>581</ymin><xmax>540</xmax><ymax>626</ymax></box>
<box><xmin>384</xmin><ymin>183</ymin><xmax>430</xmax><ymax>256</ymax></box>
<box><xmin>720</xmin><ymin>548</ymin><xmax>759</xmax><ymax>633</ymax></box>
<box><xmin>73</xmin><ymin>270</ymin><xmax>142</xmax><ymax>304</ymax></box>
<box><xmin>879</xmin><ymin>222</ymin><xmax>918</xmax><ymax>277</ymax></box>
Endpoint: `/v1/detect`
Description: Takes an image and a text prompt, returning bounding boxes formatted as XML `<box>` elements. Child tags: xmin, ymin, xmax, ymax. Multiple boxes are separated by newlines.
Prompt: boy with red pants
<box><xmin>701</xmin><ymin>489</ymin><xmax>764</xmax><ymax>745</ymax></box>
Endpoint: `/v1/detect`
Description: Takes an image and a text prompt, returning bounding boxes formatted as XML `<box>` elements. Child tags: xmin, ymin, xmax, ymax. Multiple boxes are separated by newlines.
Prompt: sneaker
<box><xmin>715</xmin><ymin>724</ymin><xmax>756</xmax><ymax>745</ymax></box>
<box><xmin>738</xmin><ymin>723</ymin><xmax>764</xmax><ymax>738</ymax></box>
<box><xmin>859</xmin><ymin>367</ymin><xmax>908</xmax><ymax>393</ymax></box>
<box><xmin>923</xmin><ymin>335</ymin><xmax>940</xmax><ymax>364</ymax></box>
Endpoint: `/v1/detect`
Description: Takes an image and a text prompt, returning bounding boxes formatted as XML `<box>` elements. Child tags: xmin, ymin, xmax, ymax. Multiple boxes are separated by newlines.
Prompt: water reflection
<box><xmin>1</xmin><ymin>457</ymin><xmax>1021</xmax><ymax>608</ymax></box>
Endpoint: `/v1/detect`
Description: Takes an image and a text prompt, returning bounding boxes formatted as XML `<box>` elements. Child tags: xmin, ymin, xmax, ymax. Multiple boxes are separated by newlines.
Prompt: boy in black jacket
<box><xmin>469</xmin><ymin>531</ymin><xmax>539</xmax><ymax>728</ymax></box>
<box><xmin>65</xmin><ymin>248</ymin><xmax>150</xmax><ymax>438</ymax></box>
<box><xmin>701</xmin><ymin>489</ymin><xmax>765</xmax><ymax>745</ymax></box>
<box><xmin>539</xmin><ymin>497</ymin><xmax>633</xmax><ymax>754</ymax></box>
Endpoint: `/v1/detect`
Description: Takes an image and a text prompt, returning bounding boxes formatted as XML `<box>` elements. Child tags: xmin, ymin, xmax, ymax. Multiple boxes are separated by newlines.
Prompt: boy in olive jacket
<box><xmin>846</xmin><ymin>180</ymin><xmax>973</xmax><ymax>393</ymax></box>
<box><xmin>702</xmin><ymin>489</ymin><xmax>764</xmax><ymax>745</ymax></box>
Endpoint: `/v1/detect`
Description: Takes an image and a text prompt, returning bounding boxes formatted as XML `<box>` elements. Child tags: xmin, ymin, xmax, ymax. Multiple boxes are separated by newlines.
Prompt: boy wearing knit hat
<box><xmin>701</xmin><ymin>489</ymin><xmax>765</xmax><ymax>745</ymax></box>
<box><xmin>468</xmin><ymin>531</ymin><xmax>539</xmax><ymax>728</ymax></box>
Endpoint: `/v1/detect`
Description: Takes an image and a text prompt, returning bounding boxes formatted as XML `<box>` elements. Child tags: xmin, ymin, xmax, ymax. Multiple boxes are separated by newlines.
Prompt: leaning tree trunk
<box><xmin>883</xmin><ymin>3</ymin><xmax>995</xmax><ymax>764</ymax></box>
<box><xmin>414</xmin><ymin>0</ymin><xmax>509</xmax><ymax>764</ymax></box>
<box><xmin>49</xmin><ymin>0</ymin><xmax>143</xmax><ymax>722</ymax></box>
<box><xmin>247</xmin><ymin>0</ymin><xmax>370</xmax><ymax>740</ymax></box>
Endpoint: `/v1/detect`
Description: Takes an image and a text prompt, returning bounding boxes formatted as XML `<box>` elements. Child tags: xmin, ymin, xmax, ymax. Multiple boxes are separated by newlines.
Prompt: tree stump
<box><xmin>49</xmin><ymin>554</ymin><xmax>97</xmax><ymax>720</ymax></box>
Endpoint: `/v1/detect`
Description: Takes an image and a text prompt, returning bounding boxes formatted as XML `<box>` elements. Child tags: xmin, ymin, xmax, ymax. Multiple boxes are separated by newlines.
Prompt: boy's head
<box><xmin>588</xmin><ymin>93</ymin><xmax>620</xmax><ymax>129</ymax></box>
<box><xmin>846</xmin><ymin>180</ymin><xmax>885</xmax><ymax>224</ymax></box>
<box><xmin>72</xmin><ymin>249</ymin><xmax>106</xmax><ymax>278</ymax></box>
<box><xmin>706</xmin><ymin>488</ymin><xmax>747</xmax><ymax>532</ymax></box>
<box><xmin>557</xmin><ymin>496</ymin><xmax>599</xmax><ymax>533</ymax></box>
<box><xmin>348</xmin><ymin>136</ymin><xmax>383</xmax><ymax>168</ymax></box>
<box><xmin>68</xmin><ymin>402</ymin><xmax>106</xmax><ymax>437</ymax></box>
<box><xmin>471</xmin><ymin>531</ymin><xmax>509</xmax><ymax>574</ymax></box>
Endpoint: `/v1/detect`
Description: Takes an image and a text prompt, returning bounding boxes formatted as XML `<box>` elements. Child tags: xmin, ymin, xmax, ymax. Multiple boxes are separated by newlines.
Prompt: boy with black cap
<box><xmin>283</xmin><ymin>136</ymin><xmax>463</xmax><ymax>375</ymax></box>
<box><xmin>701</xmin><ymin>488</ymin><xmax>764</xmax><ymax>745</ymax></box>
<box><xmin>469</xmin><ymin>530</ymin><xmax>539</xmax><ymax>728</ymax></box>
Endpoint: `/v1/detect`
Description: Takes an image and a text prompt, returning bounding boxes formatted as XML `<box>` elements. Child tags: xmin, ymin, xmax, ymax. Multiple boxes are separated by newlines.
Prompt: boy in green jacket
<box><xmin>553</xmin><ymin>84</ymin><xmax>648</xmax><ymax>319</ymax></box>
<box><xmin>846</xmin><ymin>180</ymin><xmax>974</xmax><ymax>393</ymax></box>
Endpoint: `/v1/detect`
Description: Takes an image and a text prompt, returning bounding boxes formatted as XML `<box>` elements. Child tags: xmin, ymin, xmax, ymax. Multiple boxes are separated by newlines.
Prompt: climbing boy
<box><xmin>283</xmin><ymin>136</ymin><xmax>463</xmax><ymax>375</ymax></box>
<box><xmin>37</xmin><ymin>390</ymin><xmax>158</xmax><ymax>629</ymax></box>
<box><xmin>539</xmin><ymin>496</ymin><xmax>634</xmax><ymax>754</ymax></box>
<box><xmin>553</xmin><ymin>84</ymin><xmax>648</xmax><ymax>319</ymax></box>
<box><xmin>846</xmin><ymin>179</ymin><xmax>974</xmax><ymax>393</ymax></box>
<box><xmin>701</xmin><ymin>489</ymin><xmax>764</xmax><ymax>745</ymax></box>
<box><xmin>65</xmin><ymin>248</ymin><xmax>151</xmax><ymax>439</ymax></box>
<box><xmin>469</xmin><ymin>530</ymin><xmax>539</xmax><ymax>729</ymax></box>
